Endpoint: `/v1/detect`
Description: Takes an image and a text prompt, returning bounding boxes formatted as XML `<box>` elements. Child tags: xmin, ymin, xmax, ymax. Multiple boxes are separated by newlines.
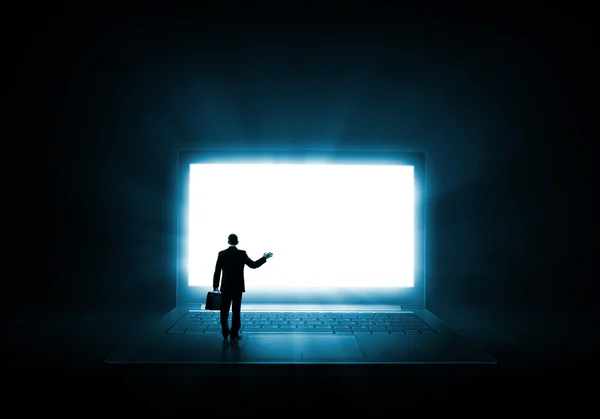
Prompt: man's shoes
<box><xmin>230</xmin><ymin>334</ymin><xmax>242</xmax><ymax>341</ymax></box>
<box><xmin>222</xmin><ymin>331</ymin><xmax>230</xmax><ymax>340</ymax></box>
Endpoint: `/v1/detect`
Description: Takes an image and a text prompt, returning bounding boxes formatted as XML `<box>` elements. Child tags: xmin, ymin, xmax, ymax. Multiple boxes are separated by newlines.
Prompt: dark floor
<box><xmin>6</xmin><ymin>303</ymin><xmax>599</xmax><ymax>413</ymax></box>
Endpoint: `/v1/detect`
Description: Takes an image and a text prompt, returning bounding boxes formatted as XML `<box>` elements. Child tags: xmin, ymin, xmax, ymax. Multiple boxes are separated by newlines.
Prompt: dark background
<box><xmin>19</xmin><ymin>3</ymin><xmax>596</xmax><ymax>412</ymax></box>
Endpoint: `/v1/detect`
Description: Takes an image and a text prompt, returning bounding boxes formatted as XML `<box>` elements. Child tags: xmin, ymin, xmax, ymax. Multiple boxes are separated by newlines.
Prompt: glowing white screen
<box><xmin>187</xmin><ymin>164</ymin><xmax>414</xmax><ymax>288</ymax></box>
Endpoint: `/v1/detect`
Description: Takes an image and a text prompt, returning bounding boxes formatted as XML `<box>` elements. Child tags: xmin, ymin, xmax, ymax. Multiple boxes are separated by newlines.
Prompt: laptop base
<box><xmin>105</xmin><ymin>307</ymin><xmax>496</xmax><ymax>364</ymax></box>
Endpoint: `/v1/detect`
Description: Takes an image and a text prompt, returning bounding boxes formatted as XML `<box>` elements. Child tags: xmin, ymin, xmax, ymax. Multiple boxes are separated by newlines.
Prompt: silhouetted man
<box><xmin>213</xmin><ymin>234</ymin><xmax>273</xmax><ymax>340</ymax></box>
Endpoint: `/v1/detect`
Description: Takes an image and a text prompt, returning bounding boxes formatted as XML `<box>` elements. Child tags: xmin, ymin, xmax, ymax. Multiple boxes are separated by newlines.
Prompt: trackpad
<box><xmin>244</xmin><ymin>335</ymin><xmax>364</xmax><ymax>362</ymax></box>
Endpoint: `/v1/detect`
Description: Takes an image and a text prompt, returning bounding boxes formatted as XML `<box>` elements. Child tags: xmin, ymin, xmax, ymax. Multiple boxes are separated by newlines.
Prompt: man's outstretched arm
<box><xmin>245</xmin><ymin>251</ymin><xmax>273</xmax><ymax>269</ymax></box>
<box><xmin>213</xmin><ymin>256</ymin><xmax>222</xmax><ymax>290</ymax></box>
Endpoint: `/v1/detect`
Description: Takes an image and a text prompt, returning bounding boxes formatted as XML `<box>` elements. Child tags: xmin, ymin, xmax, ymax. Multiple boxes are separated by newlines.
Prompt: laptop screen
<box><xmin>186</xmin><ymin>163</ymin><xmax>415</xmax><ymax>290</ymax></box>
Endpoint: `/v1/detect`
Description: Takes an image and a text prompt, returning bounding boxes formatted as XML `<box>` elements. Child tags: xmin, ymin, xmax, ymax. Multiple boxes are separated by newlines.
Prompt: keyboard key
<box><xmin>352</xmin><ymin>326</ymin><xmax>369</xmax><ymax>332</ymax></box>
<box><xmin>333</xmin><ymin>326</ymin><xmax>352</xmax><ymax>332</ymax></box>
<box><xmin>186</xmin><ymin>325</ymin><xmax>205</xmax><ymax>330</ymax></box>
<box><xmin>368</xmin><ymin>327</ymin><xmax>388</xmax><ymax>333</ymax></box>
<box><xmin>401</xmin><ymin>323</ymin><xmax>427</xmax><ymax>328</ymax></box>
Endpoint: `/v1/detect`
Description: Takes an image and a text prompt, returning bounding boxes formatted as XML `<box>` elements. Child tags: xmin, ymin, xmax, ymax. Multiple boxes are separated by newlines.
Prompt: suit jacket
<box><xmin>213</xmin><ymin>246</ymin><xmax>267</xmax><ymax>293</ymax></box>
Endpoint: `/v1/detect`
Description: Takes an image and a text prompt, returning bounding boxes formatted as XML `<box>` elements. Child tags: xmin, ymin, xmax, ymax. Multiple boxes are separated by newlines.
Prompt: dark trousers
<box><xmin>220</xmin><ymin>292</ymin><xmax>243</xmax><ymax>336</ymax></box>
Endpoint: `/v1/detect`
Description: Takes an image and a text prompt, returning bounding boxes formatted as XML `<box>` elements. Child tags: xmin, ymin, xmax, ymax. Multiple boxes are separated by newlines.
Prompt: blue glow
<box><xmin>188</xmin><ymin>163</ymin><xmax>414</xmax><ymax>288</ymax></box>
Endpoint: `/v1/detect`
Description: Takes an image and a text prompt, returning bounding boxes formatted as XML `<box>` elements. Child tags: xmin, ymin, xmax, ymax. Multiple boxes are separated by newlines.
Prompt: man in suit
<box><xmin>213</xmin><ymin>233</ymin><xmax>273</xmax><ymax>340</ymax></box>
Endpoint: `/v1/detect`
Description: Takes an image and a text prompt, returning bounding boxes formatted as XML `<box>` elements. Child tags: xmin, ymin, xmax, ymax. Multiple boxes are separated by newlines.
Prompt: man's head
<box><xmin>228</xmin><ymin>234</ymin><xmax>239</xmax><ymax>246</ymax></box>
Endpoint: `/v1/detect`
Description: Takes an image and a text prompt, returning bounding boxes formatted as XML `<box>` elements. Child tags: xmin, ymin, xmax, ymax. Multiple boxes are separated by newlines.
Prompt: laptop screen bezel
<box><xmin>175</xmin><ymin>149</ymin><xmax>426</xmax><ymax>308</ymax></box>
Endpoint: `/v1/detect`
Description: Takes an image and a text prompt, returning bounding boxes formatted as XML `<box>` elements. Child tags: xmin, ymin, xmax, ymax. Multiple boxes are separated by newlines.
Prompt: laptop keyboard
<box><xmin>167</xmin><ymin>311</ymin><xmax>435</xmax><ymax>335</ymax></box>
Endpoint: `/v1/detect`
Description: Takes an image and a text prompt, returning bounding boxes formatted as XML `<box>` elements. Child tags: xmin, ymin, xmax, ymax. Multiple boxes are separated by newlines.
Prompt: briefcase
<box><xmin>205</xmin><ymin>291</ymin><xmax>222</xmax><ymax>310</ymax></box>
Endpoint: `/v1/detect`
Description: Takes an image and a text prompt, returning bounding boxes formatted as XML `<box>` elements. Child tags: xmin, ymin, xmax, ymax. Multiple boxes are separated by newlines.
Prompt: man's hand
<box><xmin>213</xmin><ymin>287</ymin><xmax>219</xmax><ymax>292</ymax></box>
<box><xmin>264</xmin><ymin>252</ymin><xmax>273</xmax><ymax>259</ymax></box>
